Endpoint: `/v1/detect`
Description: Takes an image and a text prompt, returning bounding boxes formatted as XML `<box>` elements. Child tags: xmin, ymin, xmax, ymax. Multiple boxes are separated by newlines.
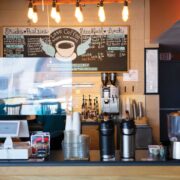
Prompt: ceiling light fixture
<box><xmin>122</xmin><ymin>0</ymin><xmax>129</xmax><ymax>22</ymax></box>
<box><xmin>75</xmin><ymin>0</ymin><xmax>84</xmax><ymax>23</ymax></box>
<box><xmin>98</xmin><ymin>0</ymin><xmax>106</xmax><ymax>23</ymax></box>
<box><xmin>27</xmin><ymin>0</ymin><xmax>130</xmax><ymax>24</ymax></box>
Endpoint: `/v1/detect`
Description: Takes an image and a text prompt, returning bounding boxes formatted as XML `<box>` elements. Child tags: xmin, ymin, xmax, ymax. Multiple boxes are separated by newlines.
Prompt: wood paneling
<box><xmin>1</xmin><ymin>166</ymin><xmax>180</xmax><ymax>179</ymax></box>
<box><xmin>82</xmin><ymin>125</ymin><xmax>99</xmax><ymax>150</ymax></box>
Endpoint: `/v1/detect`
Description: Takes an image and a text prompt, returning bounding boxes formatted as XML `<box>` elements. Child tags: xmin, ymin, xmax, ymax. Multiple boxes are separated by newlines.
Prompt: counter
<box><xmin>0</xmin><ymin>150</ymin><xmax>180</xmax><ymax>179</ymax></box>
<box><xmin>0</xmin><ymin>150</ymin><xmax>180</xmax><ymax>166</ymax></box>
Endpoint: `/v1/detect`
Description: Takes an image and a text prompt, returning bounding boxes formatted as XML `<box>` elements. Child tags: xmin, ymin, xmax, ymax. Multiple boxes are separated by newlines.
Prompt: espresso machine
<box><xmin>168</xmin><ymin>112</ymin><xmax>180</xmax><ymax>159</ymax></box>
<box><xmin>101</xmin><ymin>73</ymin><xmax>119</xmax><ymax>114</ymax></box>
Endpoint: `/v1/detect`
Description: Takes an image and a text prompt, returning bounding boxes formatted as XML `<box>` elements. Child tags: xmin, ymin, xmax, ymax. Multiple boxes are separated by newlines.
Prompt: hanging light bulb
<box><xmin>122</xmin><ymin>0</ymin><xmax>129</xmax><ymax>22</ymax></box>
<box><xmin>75</xmin><ymin>0</ymin><xmax>84</xmax><ymax>23</ymax></box>
<box><xmin>55</xmin><ymin>6</ymin><xmax>61</xmax><ymax>23</ymax></box>
<box><xmin>27</xmin><ymin>0</ymin><xmax>34</xmax><ymax>19</ymax></box>
<box><xmin>51</xmin><ymin>0</ymin><xmax>57</xmax><ymax>19</ymax></box>
<box><xmin>98</xmin><ymin>0</ymin><xmax>105</xmax><ymax>22</ymax></box>
<box><xmin>32</xmin><ymin>6</ymin><xmax>38</xmax><ymax>23</ymax></box>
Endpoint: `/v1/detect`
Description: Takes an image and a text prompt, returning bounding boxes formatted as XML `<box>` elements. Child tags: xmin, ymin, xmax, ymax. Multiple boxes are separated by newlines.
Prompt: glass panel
<box><xmin>0</xmin><ymin>57</ymin><xmax>72</xmax><ymax>115</ymax></box>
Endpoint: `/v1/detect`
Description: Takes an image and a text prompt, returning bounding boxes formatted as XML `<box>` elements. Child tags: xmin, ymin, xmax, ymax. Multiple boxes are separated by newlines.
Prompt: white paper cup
<box><xmin>72</xmin><ymin>112</ymin><xmax>81</xmax><ymax>135</ymax></box>
<box><xmin>65</xmin><ymin>115</ymin><xmax>73</xmax><ymax>131</ymax></box>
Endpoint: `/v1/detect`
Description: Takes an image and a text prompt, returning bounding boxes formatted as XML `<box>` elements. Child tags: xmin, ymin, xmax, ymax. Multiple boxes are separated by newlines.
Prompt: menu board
<box><xmin>3</xmin><ymin>26</ymin><xmax>129</xmax><ymax>72</ymax></box>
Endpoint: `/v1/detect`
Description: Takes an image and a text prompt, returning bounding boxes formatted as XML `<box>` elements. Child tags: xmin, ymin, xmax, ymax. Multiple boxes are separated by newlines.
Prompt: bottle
<box><xmin>91</xmin><ymin>98</ymin><xmax>96</xmax><ymax>120</ymax></box>
<box><xmin>95</xmin><ymin>97</ymin><xmax>99</xmax><ymax>116</ymax></box>
<box><xmin>81</xmin><ymin>95</ymin><xmax>85</xmax><ymax>121</ymax></box>
<box><xmin>84</xmin><ymin>99</ymin><xmax>88</xmax><ymax>119</ymax></box>
<box><xmin>88</xmin><ymin>95</ymin><xmax>92</xmax><ymax>119</ymax></box>
<box><xmin>88</xmin><ymin>95</ymin><xmax>92</xmax><ymax>111</ymax></box>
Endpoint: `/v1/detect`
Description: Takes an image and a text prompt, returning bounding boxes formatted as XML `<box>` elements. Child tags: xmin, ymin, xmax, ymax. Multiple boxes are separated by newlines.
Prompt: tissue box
<box><xmin>0</xmin><ymin>142</ymin><xmax>32</xmax><ymax>159</ymax></box>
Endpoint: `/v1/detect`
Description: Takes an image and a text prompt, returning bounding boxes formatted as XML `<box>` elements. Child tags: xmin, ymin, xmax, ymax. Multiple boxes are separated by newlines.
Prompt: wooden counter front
<box><xmin>1</xmin><ymin>166</ymin><xmax>180</xmax><ymax>179</ymax></box>
<box><xmin>0</xmin><ymin>151</ymin><xmax>180</xmax><ymax>179</ymax></box>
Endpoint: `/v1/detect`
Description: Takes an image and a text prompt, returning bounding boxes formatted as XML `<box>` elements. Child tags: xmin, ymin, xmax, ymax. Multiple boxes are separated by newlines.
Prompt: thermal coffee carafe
<box><xmin>167</xmin><ymin>112</ymin><xmax>180</xmax><ymax>159</ymax></box>
<box><xmin>99</xmin><ymin>119</ymin><xmax>115</xmax><ymax>161</ymax></box>
<box><xmin>120</xmin><ymin>119</ymin><xmax>136</xmax><ymax>161</ymax></box>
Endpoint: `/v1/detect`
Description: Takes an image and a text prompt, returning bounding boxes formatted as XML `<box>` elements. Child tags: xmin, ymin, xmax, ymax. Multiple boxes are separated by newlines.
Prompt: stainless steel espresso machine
<box><xmin>101</xmin><ymin>73</ymin><xmax>119</xmax><ymax>114</ymax></box>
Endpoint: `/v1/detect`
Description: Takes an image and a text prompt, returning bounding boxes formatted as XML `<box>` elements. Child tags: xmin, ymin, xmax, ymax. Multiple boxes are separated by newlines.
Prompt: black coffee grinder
<box><xmin>99</xmin><ymin>114</ymin><xmax>115</xmax><ymax>161</ymax></box>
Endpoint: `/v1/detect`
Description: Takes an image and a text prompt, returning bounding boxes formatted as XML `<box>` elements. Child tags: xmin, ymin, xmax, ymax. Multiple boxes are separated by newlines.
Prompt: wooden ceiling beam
<box><xmin>31</xmin><ymin>0</ymin><xmax>131</xmax><ymax>6</ymax></box>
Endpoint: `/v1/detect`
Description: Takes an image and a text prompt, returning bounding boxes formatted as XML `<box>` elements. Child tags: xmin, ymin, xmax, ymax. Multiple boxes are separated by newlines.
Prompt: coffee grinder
<box><xmin>101</xmin><ymin>73</ymin><xmax>119</xmax><ymax>114</ymax></box>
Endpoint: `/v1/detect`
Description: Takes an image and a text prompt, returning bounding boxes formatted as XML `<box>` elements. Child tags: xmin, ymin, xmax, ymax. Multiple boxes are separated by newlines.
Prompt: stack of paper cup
<box><xmin>72</xmin><ymin>112</ymin><xmax>81</xmax><ymax>135</ymax></box>
<box><xmin>65</xmin><ymin>115</ymin><xmax>73</xmax><ymax>131</ymax></box>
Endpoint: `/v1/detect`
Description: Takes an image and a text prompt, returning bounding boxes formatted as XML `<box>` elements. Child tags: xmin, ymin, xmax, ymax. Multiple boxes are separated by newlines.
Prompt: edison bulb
<box><xmin>51</xmin><ymin>6</ymin><xmax>57</xmax><ymax>19</ymax></box>
<box><xmin>75</xmin><ymin>6</ymin><xmax>84</xmax><ymax>23</ymax></box>
<box><xmin>98</xmin><ymin>6</ymin><xmax>105</xmax><ymax>22</ymax></box>
<box><xmin>28</xmin><ymin>6</ymin><xmax>34</xmax><ymax>19</ymax></box>
<box><xmin>122</xmin><ymin>3</ymin><xmax>129</xmax><ymax>22</ymax></box>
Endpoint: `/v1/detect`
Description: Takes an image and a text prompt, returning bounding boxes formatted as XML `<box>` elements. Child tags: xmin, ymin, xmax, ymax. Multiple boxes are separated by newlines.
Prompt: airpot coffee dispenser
<box><xmin>99</xmin><ymin>115</ymin><xmax>115</xmax><ymax>161</ymax></box>
<box><xmin>120</xmin><ymin>119</ymin><xmax>136</xmax><ymax>161</ymax></box>
<box><xmin>168</xmin><ymin>112</ymin><xmax>180</xmax><ymax>159</ymax></box>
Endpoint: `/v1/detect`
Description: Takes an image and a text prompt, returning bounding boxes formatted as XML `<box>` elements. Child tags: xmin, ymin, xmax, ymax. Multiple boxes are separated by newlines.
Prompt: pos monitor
<box><xmin>0</xmin><ymin>120</ymin><xmax>29</xmax><ymax>149</ymax></box>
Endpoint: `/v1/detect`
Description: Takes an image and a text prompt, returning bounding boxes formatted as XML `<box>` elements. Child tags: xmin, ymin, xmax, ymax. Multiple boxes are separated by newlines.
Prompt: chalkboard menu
<box><xmin>3</xmin><ymin>26</ymin><xmax>129</xmax><ymax>72</ymax></box>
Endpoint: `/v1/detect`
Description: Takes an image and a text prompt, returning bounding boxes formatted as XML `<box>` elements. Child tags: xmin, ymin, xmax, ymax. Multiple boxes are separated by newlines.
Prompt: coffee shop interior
<box><xmin>1</xmin><ymin>0</ymin><xmax>180</xmax><ymax>179</ymax></box>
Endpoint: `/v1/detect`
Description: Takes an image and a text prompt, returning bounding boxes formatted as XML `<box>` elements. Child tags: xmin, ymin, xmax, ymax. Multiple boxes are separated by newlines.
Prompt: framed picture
<box><xmin>144</xmin><ymin>48</ymin><xmax>159</xmax><ymax>94</ymax></box>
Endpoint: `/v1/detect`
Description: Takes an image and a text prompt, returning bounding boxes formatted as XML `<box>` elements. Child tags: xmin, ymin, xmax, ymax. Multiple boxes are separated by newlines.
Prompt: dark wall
<box><xmin>159</xmin><ymin>44</ymin><xmax>180</xmax><ymax>143</ymax></box>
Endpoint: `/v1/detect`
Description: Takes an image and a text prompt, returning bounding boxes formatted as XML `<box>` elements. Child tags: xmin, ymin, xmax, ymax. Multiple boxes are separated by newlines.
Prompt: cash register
<box><xmin>0</xmin><ymin>120</ymin><xmax>32</xmax><ymax>159</ymax></box>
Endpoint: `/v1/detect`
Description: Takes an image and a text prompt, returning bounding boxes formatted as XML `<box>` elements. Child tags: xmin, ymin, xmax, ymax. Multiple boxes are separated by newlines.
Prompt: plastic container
<box><xmin>62</xmin><ymin>132</ymin><xmax>90</xmax><ymax>160</ymax></box>
<box><xmin>168</xmin><ymin>112</ymin><xmax>180</xmax><ymax>141</ymax></box>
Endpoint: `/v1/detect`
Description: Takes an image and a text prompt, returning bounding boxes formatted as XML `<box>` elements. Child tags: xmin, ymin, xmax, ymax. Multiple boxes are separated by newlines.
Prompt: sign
<box><xmin>3</xmin><ymin>26</ymin><xmax>129</xmax><ymax>72</ymax></box>
<box><xmin>145</xmin><ymin>48</ymin><xmax>159</xmax><ymax>94</ymax></box>
<box><xmin>123</xmin><ymin>69</ymin><xmax>138</xmax><ymax>81</ymax></box>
